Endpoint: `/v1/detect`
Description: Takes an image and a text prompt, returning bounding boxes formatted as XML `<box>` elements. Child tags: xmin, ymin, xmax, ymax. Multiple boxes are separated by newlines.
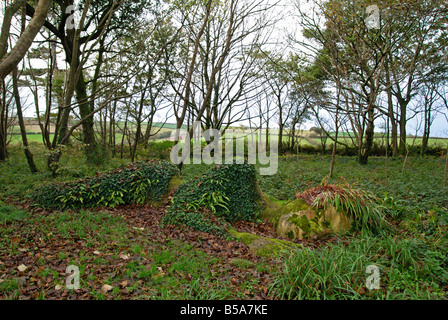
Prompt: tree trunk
<box><xmin>0</xmin><ymin>80</ymin><xmax>7</xmax><ymax>162</ymax></box>
<box><xmin>0</xmin><ymin>0</ymin><xmax>51</xmax><ymax>79</ymax></box>
<box><xmin>12</xmin><ymin>68</ymin><xmax>39</xmax><ymax>173</ymax></box>
<box><xmin>76</xmin><ymin>71</ymin><xmax>97</xmax><ymax>162</ymax></box>
<box><xmin>329</xmin><ymin>82</ymin><xmax>342</xmax><ymax>178</ymax></box>
<box><xmin>120</xmin><ymin>108</ymin><xmax>130</xmax><ymax>159</ymax></box>
<box><xmin>386</xmin><ymin>86</ymin><xmax>398</xmax><ymax>156</ymax></box>
<box><xmin>398</xmin><ymin>100</ymin><xmax>407</xmax><ymax>156</ymax></box>
<box><xmin>0</xmin><ymin>0</ymin><xmax>26</xmax><ymax>59</ymax></box>
<box><xmin>131</xmin><ymin>85</ymin><xmax>148</xmax><ymax>163</ymax></box>
<box><xmin>109</xmin><ymin>98</ymin><xmax>117</xmax><ymax>157</ymax></box>
<box><xmin>421</xmin><ymin>105</ymin><xmax>431</xmax><ymax>157</ymax></box>
<box><xmin>444</xmin><ymin>143</ymin><xmax>448</xmax><ymax>192</ymax></box>
<box><xmin>278</xmin><ymin>121</ymin><xmax>283</xmax><ymax>155</ymax></box>
<box><xmin>359</xmin><ymin>106</ymin><xmax>375</xmax><ymax>165</ymax></box>
<box><xmin>330</xmin><ymin>108</ymin><xmax>340</xmax><ymax>178</ymax></box>
<box><xmin>385</xmin><ymin>55</ymin><xmax>398</xmax><ymax>157</ymax></box>
<box><xmin>390</xmin><ymin>117</ymin><xmax>398</xmax><ymax>156</ymax></box>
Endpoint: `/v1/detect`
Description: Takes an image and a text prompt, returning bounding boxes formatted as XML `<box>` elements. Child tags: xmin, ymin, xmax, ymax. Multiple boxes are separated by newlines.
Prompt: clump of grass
<box><xmin>297</xmin><ymin>179</ymin><xmax>391</xmax><ymax>234</ymax></box>
<box><xmin>0</xmin><ymin>204</ymin><xmax>29</xmax><ymax>225</ymax></box>
<box><xmin>271</xmin><ymin>242</ymin><xmax>373</xmax><ymax>300</ymax></box>
<box><xmin>0</xmin><ymin>278</ymin><xmax>20</xmax><ymax>298</ymax></box>
<box><xmin>271</xmin><ymin>236</ymin><xmax>448</xmax><ymax>300</ymax></box>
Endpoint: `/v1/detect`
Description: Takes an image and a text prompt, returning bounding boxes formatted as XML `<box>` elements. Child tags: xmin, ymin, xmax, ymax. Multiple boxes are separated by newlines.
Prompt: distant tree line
<box><xmin>0</xmin><ymin>0</ymin><xmax>447</xmax><ymax>176</ymax></box>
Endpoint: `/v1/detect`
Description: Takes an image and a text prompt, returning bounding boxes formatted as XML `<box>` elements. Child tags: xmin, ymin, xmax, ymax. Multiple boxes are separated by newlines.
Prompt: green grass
<box><xmin>0</xmin><ymin>204</ymin><xmax>29</xmax><ymax>225</ymax></box>
<box><xmin>271</xmin><ymin>234</ymin><xmax>448</xmax><ymax>300</ymax></box>
<box><xmin>257</xmin><ymin>155</ymin><xmax>448</xmax><ymax>211</ymax></box>
<box><xmin>0</xmin><ymin>142</ymin><xmax>129</xmax><ymax>200</ymax></box>
<box><xmin>1</xmin><ymin>144</ymin><xmax>448</xmax><ymax>300</ymax></box>
<box><xmin>9</xmin><ymin>134</ymin><xmax>55</xmax><ymax>144</ymax></box>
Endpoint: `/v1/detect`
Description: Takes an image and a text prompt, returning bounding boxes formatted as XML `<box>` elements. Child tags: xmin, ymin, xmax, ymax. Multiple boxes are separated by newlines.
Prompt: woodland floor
<box><xmin>0</xmin><ymin>200</ymin><xmax>288</xmax><ymax>300</ymax></box>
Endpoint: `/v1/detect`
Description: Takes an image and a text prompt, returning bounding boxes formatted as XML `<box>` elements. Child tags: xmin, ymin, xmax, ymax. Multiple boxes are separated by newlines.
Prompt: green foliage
<box><xmin>146</xmin><ymin>140</ymin><xmax>175</xmax><ymax>160</ymax></box>
<box><xmin>0</xmin><ymin>204</ymin><xmax>29</xmax><ymax>225</ymax></box>
<box><xmin>163</xmin><ymin>163</ymin><xmax>262</xmax><ymax>235</ymax></box>
<box><xmin>258</xmin><ymin>156</ymin><xmax>448</xmax><ymax>212</ymax></box>
<box><xmin>84</xmin><ymin>143</ymin><xmax>108</xmax><ymax>166</ymax></box>
<box><xmin>297</xmin><ymin>179</ymin><xmax>391</xmax><ymax>235</ymax></box>
<box><xmin>271</xmin><ymin>235</ymin><xmax>448</xmax><ymax>300</ymax></box>
<box><xmin>380</xmin><ymin>193</ymin><xmax>407</xmax><ymax>221</ymax></box>
<box><xmin>31</xmin><ymin>159</ymin><xmax>178</xmax><ymax>210</ymax></box>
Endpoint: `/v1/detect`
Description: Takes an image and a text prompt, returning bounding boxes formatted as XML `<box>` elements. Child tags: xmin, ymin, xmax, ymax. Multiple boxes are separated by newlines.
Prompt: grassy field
<box><xmin>8</xmin><ymin>124</ymin><xmax>448</xmax><ymax>153</ymax></box>
<box><xmin>0</xmin><ymin>143</ymin><xmax>447</xmax><ymax>300</ymax></box>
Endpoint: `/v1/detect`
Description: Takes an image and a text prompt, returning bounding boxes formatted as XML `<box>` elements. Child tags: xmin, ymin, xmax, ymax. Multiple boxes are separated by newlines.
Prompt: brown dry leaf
<box><xmin>119</xmin><ymin>280</ymin><xmax>129</xmax><ymax>288</ymax></box>
<box><xmin>55</xmin><ymin>285</ymin><xmax>64</xmax><ymax>291</ymax></box>
<box><xmin>119</xmin><ymin>253</ymin><xmax>130</xmax><ymax>260</ymax></box>
<box><xmin>93</xmin><ymin>251</ymin><xmax>101</xmax><ymax>255</ymax></box>
<box><xmin>157</xmin><ymin>267</ymin><xmax>165</xmax><ymax>276</ymax></box>
<box><xmin>18</xmin><ymin>264</ymin><xmax>28</xmax><ymax>272</ymax></box>
<box><xmin>101</xmin><ymin>284</ymin><xmax>114</xmax><ymax>294</ymax></box>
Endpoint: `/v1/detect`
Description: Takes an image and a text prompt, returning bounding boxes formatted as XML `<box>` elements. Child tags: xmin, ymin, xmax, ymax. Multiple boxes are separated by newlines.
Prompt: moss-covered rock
<box><xmin>259</xmin><ymin>194</ymin><xmax>300</xmax><ymax>225</ymax></box>
<box><xmin>229</xmin><ymin>228</ymin><xmax>297</xmax><ymax>257</ymax></box>
<box><xmin>276</xmin><ymin>200</ymin><xmax>352</xmax><ymax>240</ymax></box>
<box><xmin>280</xmin><ymin>199</ymin><xmax>312</xmax><ymax>215</ymax></box>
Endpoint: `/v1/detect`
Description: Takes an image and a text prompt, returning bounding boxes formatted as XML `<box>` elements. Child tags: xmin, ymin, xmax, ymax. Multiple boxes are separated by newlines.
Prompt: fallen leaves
<box><xmin>17</xmin><ymin>264</ymin><xmax>28</xmax><ymax>272</ymax></box>
<box><xmin>101</xmin><ymin>284</ymin><xmax>114</xmax><ymax>294</ymax></box>
<box><xmin>1</xmin><ymin>203</ymin><xmax>280</xmax><ymax>300</ymax></box>
<box><xmin>119</xmin><ymin>253</ymin><xmax>130</xmax><ymax>261</ymax></box>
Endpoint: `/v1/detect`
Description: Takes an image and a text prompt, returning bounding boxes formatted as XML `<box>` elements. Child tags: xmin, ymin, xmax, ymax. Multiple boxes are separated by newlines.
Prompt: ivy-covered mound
<box><xmin>31</xmin><ymin>159</ymin><xmax>178</xmax><ymax>210</ymax></box>
<box><xmin>163</xmin><ymin>163</ymin><xmax>262</xmax><ymax>235</ymax></box>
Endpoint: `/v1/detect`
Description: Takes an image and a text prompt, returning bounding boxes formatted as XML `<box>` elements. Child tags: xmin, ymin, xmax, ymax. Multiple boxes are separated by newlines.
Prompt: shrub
<box><xmin>146</xmin><ymin>140</ymin><xmax>175</xmax><ymax>160</ymax></box>
<box><xmin>31</xmin><ymin>159</ymin><xmax>178</xmax><ymax>210</ymax></box>
<box><xmin>297</xmin><ymin>179</ymin><xmax>391</xmax><ymax>234</ymax></box>
<box><xmin>163</xmin><ymin>163</ymin><xmax>262</xmax><ymax>235</ymax></box>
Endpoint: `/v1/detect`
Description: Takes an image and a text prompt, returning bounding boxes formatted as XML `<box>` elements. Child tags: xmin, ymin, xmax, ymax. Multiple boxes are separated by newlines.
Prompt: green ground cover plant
<box><xmin>31</xmin><ymin>159</ymin><xmax>178</xmax><ymax>210</ymax></box>
<box><xmin>163</xmin><ymin>163</ymin><xmax>262</xmax><ymax>235</ymax></box>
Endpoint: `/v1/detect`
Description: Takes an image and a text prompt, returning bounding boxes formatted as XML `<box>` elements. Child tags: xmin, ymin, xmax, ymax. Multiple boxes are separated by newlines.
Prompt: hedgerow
<box><xmin>162</xmin><ymin>163</ymin><xmax>262</xmax><ymax>235</ymax></box>
<box><xmin>31</xmin><ymin>159</ymin><xmax>178</xmax><ymax>210</ymax></box>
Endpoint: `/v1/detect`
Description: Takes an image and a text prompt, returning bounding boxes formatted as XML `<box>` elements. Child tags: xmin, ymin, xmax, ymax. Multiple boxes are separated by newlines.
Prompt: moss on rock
<box><xmin>259</xmin><ymin>194</ymin><xmax>304</xmax><ymax>225</ymax></box>
<box><xmin>280</xmin><ymin>199</ymin><xmax>312</xmax><ymax>215</ymax></box>
<box><xmin>229</xmin><ymin>228</ymin><xmax>297</xmax><ymax>258</ymax></box>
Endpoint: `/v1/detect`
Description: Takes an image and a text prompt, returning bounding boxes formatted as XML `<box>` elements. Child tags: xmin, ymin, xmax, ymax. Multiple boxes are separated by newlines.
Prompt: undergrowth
<box><xmin>271</xmin><ymin>234</ymin><xmax>448</xmax><ymax>300</ymax></box>
<box><xmin>163</xmin><ymin>163</ymin><xmax>262</xmax><ymax>235</ymax></box>
<box><xmin>31</xmin><ymin>159</ymin><xmax>178</xmax><ymax>210</ymax></box>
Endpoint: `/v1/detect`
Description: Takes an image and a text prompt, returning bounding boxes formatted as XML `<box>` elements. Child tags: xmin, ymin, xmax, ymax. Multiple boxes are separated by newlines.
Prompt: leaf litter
<box><xmin>0</xmin><ymin>202</ymin><xmax>281</xmax><ymax>300</ymax></box>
